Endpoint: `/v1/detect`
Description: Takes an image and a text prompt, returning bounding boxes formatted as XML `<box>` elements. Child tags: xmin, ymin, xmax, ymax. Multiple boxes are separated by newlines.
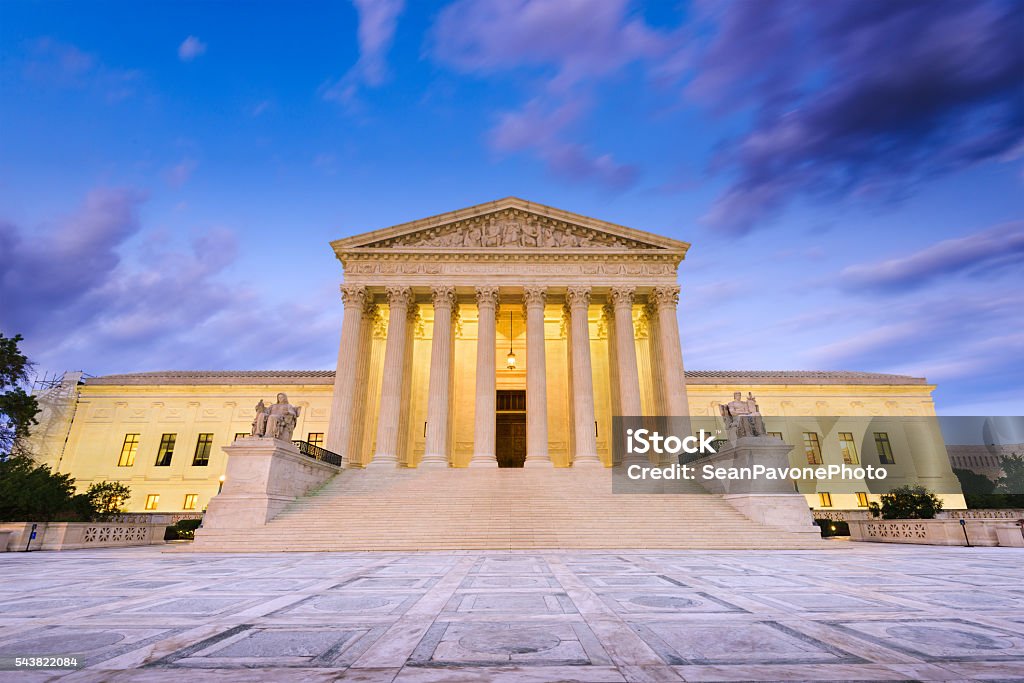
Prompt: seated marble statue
<box><xmin>719</xmin><ymin>391</ymin><xmax>767</xmax><ymax>441</ymax></box>
<box><xmin>264</xmin><ymin>392</ymin><xmax>300</xmax><ymax>441</ymax></box>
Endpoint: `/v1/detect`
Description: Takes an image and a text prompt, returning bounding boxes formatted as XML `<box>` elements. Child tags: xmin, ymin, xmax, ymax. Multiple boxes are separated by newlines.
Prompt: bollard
<box><xmin>959</xmin><ymin>518</ymin><xmax>971</xmax><ymax>547</ymax></box>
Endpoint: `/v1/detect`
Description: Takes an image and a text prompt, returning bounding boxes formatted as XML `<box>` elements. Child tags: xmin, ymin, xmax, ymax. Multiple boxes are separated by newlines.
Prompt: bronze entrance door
<box><xmin>495</xmin><ymin>390</ymin><xmax>527</xmax><ymax>468</ymax></box>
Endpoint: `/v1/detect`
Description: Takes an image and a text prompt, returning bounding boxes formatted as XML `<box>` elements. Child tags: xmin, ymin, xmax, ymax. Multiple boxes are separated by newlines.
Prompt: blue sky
<box><xmin>1</xmin><ymin>0</ymin><xmax>1021</xmax><ymax>415</ymax></box>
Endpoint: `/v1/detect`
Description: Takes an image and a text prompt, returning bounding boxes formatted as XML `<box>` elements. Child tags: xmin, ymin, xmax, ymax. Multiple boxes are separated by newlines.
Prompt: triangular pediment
<box><xmin>331</xmin><ymin>197</ymin><xmax>690</xmax><ymax>253</ymax></box>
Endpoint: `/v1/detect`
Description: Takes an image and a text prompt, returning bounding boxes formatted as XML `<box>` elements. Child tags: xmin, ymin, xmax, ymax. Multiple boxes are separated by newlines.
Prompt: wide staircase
<box><xmin>191</xmin><ymin>468</ymin><xmax>827</xmax><ymax>551</ymax></box>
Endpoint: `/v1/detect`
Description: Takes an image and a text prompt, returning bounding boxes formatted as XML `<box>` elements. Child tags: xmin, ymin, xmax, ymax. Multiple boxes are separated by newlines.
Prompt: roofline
<box><xmin>329</xmin><ymin>197</ymin><xmax>692</xmax><ymax>254</ymax></box>
<box><xmin>84</xmin><ymin>369</ymin><xmax>930</xmax><ymax>387</ymax></box>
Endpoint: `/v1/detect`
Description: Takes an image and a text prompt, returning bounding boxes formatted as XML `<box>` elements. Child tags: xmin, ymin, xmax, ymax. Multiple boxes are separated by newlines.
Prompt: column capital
<box><xmin>522</xmin><ymin>286</ymin><xmax>547</xmax><ymax>308</ymax></box>
<box><xmin>340</xmin><ymin>285</ymin><xmax>368</xmax><ymax>308</ymax></box>
<box><xmin>601</xmin><ymin>303</ymin><xmax>615</xmax><ymax>320</ymax></box>
<box><xmin>406</xmin><ymin>303</ymin><xmax>421</xmax><ymax>323</ymax></box>
<box><xmin>609</xmin><ymin>286</ymin><xmax>635</xmax><ymax>309</ymax></box>
<box><xmin>565</xmin><ymin>286</ymin><xmax>591</xmax><ymax>309</ymax></box>
<box><xmin>475</xmin><ymin>286</ymin><xmax>500</xmax><ymax>308</ymax></box>
<box><xmin>651</xmin><ymin>286</ymin><xmax>680</xmax><ymax>309</ymax></box>
<box><xmin>431</xmin><ymin>286</ymin><xmax>457</xmax><ymax>310</ymax></box>
<box><xmin>385</xmin><ymin>286</ymin><xmax>412</xmax><ymax>308</ymax></box>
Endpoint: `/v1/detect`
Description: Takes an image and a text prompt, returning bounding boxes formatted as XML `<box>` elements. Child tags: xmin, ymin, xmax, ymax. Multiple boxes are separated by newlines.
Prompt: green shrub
<box><xmin>878</xmin><ymin>485</ymin><xmax>943</xmax><ymax>519</ymax></box>
<box><xmin>814</xmin><ymin>519</ymin><xmax>850</xmax><ymax>537</ymax></box>
<box><xmin>175</xmin><ymin>519</ymin><xmax>202</xmax><ymax>538</ymax></box>
<box><xmin>165</xmin><ymin>518</ymin><xmax>203</xmax><ymax>540</ymax></box>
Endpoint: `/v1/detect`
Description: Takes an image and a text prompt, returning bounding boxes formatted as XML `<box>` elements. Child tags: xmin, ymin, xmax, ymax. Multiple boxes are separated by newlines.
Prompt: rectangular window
<box><xmin>818</xmin><ymin>492</ymin><xmax>833</xmax><ymax>508</ymax></box>
<box><xmin>117</xmin><ymin>434</ymin><xmax>140</xmax><ymax>467</ymax></box>
<box><xmin>856</xmin><ymin>492</ymin><xmax>869</xmax><ymax>508</ymax></box>
<box><xmin>144</xmin><ymin>494</ymin><xmax>159</xmax><ymax>510</ymax></box>
<box><xmin>183</xmin><ymin>493</ymin><xmax>198</xmax><ymax>510</ymax></box>
<box><xmin>192</xmin><ymin>433</ymin><xmax>214</xmax><ymax>466</ymax></box>
<box><xmin>154</xmin><ymin>433</ymin><xmax>176</xmax><ymax>467</ymax></box>
<box><xmin>307</xmin><ymin>432</ymin><xmax>324</xmax><ymax>448</ymax></box>
<box><xmin>874</xmin><ymin>432</ymin><xmax>895</xmax><ymax>464</ymax></box>
<box><xmin>768</xmin><ymin>431</ymin><xmax>784</xmax><ymax>440</ymax></box>
<box><xmin>234</xmin><ymin>432</ymin><xmax>248</xmax><ymax>441</ymax></box>
<box><xmin>838</xmin><ymin>432</ymin><xmax>860</xmax><ymax>465</ymax></box>
<box><xmin>802</xmin><ymin>432</ymin><xmax>823</xmax><ymax>465</ymax></box>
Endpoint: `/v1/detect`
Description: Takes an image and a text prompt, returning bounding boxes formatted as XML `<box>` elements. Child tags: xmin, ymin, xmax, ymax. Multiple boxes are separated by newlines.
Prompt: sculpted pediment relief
<box><xmin>357</xmin><ymin>209</ymin><xmax>663</xmax><ymax>250</ymax></box>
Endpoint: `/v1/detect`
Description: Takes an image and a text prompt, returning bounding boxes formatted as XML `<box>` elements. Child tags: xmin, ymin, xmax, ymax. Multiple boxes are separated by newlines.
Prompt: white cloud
<box><xmin>178</xmin><ymin>36</ymin><xmax>207</xmax><ymax>62</ymax></box>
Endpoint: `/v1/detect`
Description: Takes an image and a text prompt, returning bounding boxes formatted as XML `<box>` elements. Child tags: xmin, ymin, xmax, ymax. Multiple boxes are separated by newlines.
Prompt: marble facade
<box><xmin>324</xmin><ymin>197</ymin><xmax>693</xmax><ymax>470</ymax></box>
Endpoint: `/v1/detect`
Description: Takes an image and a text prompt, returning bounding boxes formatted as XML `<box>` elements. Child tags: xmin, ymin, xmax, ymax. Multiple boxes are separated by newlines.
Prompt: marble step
<box><xmin>192</xmin><ymin>468</ymin><xmax>825</xmax><ymax>550</ymax></box>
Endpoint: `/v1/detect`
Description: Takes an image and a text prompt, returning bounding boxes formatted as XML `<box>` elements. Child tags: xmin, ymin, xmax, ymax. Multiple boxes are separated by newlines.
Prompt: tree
<box><xmin>953</xmin><ymin>467</ymin><xmax>999</xmax><ymax>509</ymax></box>
<box><xmin>878</xmin><ymin>484</ymin><xmax>943</xmax><ymax>519</ymax></box>
<box><xmin>87</xmin><ymin>481</ymin><xmax>131</xmax><ymax>517</ymax></box>
<box><xmin>0</xmin><ymin>454</ymin><xmax>91</xmax><ymax>521</ymax></box>
<box><xmin>994</xmin><ymin>453</ymin><xmax>1024</xmax><ymax>508</ymax></box>
<box><xmin>0</xmin><ymin>333</ymin><xmax>40</xmax><ymax>456</ymax></box>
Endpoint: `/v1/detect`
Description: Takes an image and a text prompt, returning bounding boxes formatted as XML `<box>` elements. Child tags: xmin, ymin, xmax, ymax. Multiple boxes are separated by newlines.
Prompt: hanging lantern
<box><xmin>506</xmin><ymin>310</ymin><xmax>516</xmax><ymax>370</ymax></box>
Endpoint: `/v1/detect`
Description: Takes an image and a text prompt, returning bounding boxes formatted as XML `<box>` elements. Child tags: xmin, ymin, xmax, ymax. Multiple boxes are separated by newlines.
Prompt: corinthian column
<box><xmin>610</xmin><ymin>287</ymin><xmax>643</xmax><ymax>416</ymax></box>
<box><xmin>652</xmin><ymin>286</ymin><xmax>692</xmax><ymax>436</ymax></box>
<box><xmin>326</xmin><ymin>285</ymin><xmax>367</xmax><ymax>463</ymax></box>
<box><xmin>470</xmin><ymin>286</ymin><xmax>500</xmax><ymax>467</ymax></box>
<box><xmin>370</xmin><ymin>286</ymin><xmax>412</xmax><ymax>468</ymax></box>
<box><xmin>421</xmin><ymin>287</ymin><xmax>456</xmax><ymax>467</ymax></box>
<box><xmin>566</xmin><ymin>286</ymin><xmax>601</xmax><ymax>467</ymax></box>
<box><xmin>523</xmin><ymin>287</ymin><xmax>551</xmax><ymax>467</ymax></box>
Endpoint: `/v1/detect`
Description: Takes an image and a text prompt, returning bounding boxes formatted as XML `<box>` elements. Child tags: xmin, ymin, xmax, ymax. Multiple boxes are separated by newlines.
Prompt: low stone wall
<box><xmin>0</xmin><ymin>522</ymin><xmax>167</xmax><ymax>551</ymax></box>
<box><xmin>107</xmin><ymin>512</ymin><xmax>204</xmax><ymax>525</ymax></box>
<box><xmin>849</xmin><ymin>519</ymin><xmax>1024</xmax><ymax>547</ymax></box>
<box><xmin>939</xmin><ymin>509</ymin><xmax>1024</xmax><ymax>520</ymax></box>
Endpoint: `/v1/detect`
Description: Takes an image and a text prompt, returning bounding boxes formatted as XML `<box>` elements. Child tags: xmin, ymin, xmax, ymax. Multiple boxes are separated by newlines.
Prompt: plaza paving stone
<box><xmin>0</xmin><ymin>544</ymin><xmax>1022</xmax><ymax>681</ymax></box>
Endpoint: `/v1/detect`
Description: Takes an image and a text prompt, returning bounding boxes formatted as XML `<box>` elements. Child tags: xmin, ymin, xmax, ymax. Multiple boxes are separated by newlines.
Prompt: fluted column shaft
<box><xmin>326</xmin><ymin>285</ymin><xmax>367</xmax><ymax>462</ymax></box>
<box><xmin>610</xmin><ymin>287</ymin><xmax>643</xmax><ymax>416</ymax></box>
<box><xmin>653</xmin><ymin>286</ymin><xmax>692</xmax><ymax>436</ymax></box>
<box><xmin>567</xmin><ymin>287</ymin><xmax>601</xmax><ymax>466</ymax></box>
<box><xmin>422</xmin><ymin>287</ymin><xmax>456</xmax><ymax>467</ymax></box>
<box><xmin>371</xmin><ymin>287</ymin><xmax>412</xmax><ymax>467</ymax></box>
<box><xmin>471</xmin><ymin>286</ymin><xmax>500</xmax><ymax>467</ymax></box>
<box><xmin>523</xmin><ymin>287</ymin><xmax>551</xmax><ymax>467</ymax></box>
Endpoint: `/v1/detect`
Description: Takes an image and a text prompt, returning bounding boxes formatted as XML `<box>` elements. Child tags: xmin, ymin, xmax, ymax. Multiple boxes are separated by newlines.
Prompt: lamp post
<box><xmin>217</xmin><ymin>475</ymin><xmax>225</xmax><ymax>494</ymax></box>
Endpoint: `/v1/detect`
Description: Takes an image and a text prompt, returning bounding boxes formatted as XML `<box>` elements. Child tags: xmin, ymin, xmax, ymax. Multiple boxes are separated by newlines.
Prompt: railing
<box><xmin>293</xmin><ymin>440</ymin><xmax>343</xmax><ymax>467</ymax></box>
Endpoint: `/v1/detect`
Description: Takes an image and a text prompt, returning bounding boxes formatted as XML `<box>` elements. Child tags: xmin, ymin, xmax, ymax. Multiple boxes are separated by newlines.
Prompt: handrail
<box><xmin>292</xmin><ymin>440</ymin><xmax>343</xmax><ymax>467</ymax></box>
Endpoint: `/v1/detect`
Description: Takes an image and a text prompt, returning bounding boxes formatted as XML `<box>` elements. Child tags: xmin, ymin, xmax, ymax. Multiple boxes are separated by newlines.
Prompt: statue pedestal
<box><xmin>199</xmin><ymin>437</ymin><xmax>340</xmax><ymax>531</ymax></box>
<box><xmin>700</xmin><ymin>437</ymin><xmax>820</xmax><ymax>537</ymax></box>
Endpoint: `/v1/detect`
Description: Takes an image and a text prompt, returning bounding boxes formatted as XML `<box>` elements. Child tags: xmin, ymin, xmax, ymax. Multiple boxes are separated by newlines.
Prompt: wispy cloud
<box><xmin>322</xmin><ymin>0</ymin><xmax>405</xmax><ymax>104</ymax></box>
<box><xmin>692</xmin><ymin>0</ymin><xmax>1024</xmax><ymax>234</ymax></box>
<box><xmin>430</xmin><ymin>0</ymin><xmax>666</xmax><ymax>89</ymax></box>
<box><xmin>841</xmin><ymin>221</ymin><xmax>1024</xmax><ymax>292</ymax></box>
<box><xmin>429</xmin><ymin>0</ymin><xmax>663</xmax><ymax>189</ymax></box>
<box><xmin>22</xmin><ymin>37</ymin><xmax>142</xmax><ymax>101</ymax></box>
<box><xmin>178</xmin><ymin>36</ymin><xmax>207</xmax><ymax>62</ymax></box>
<box><xmin>0</xmin><ymin>189</ymin><xmax>340</xmax><ymax>375</ymax></box>
<box><xmin>490</xmin><ymin>99</ymin><xmax>638</xmax><ymax>189</ymax></box>
<box><xmin>165</xmin><ymin>158</ymin><xmax>199</xmax><ymax>188</ymax></box>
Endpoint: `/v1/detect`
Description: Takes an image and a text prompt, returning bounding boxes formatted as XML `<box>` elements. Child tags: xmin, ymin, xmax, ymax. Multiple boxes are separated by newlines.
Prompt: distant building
<box><xmin>947</xmin><ymin>444</ymin><xmax>1020</xmax><ymax>482</ymax></box>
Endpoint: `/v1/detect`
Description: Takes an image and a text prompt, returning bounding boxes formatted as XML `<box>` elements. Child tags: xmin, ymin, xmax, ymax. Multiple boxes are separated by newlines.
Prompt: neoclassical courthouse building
<box><xmin>28</xmin><ymin>198</ymin><xmax>964</xmax><ymax>514</ymax></box>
